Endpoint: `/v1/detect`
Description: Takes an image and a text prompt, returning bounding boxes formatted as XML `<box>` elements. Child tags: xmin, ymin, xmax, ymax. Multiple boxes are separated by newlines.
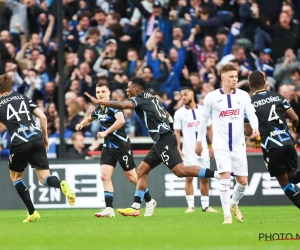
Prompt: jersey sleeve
<box><xmin>23</xmin><ymin>95</ymin><xmax>37</xmax><ymax>112</ymax></box>
<box><xmin>244</xmin><ymin>113</ymin><xmax>249</xmax><ymax>123</ymax></box>
<box><xmin>129</xmin><ymin>95</ymin><xmax>143</xmax><ymax>108</ymax></box>
<box><xmin>207</xmin><ymin>117</ymin><xmax>212</xmax><ymax>126</ymax></box>
<box><xmin>173</xmin><ymin>110</ymin><xmax>181</xmax><ymax>130</ymax></box>
<box><xmin>282</xmin><ymin>97</ymin><xmax>292</xmax><ymax>112</ymax></box>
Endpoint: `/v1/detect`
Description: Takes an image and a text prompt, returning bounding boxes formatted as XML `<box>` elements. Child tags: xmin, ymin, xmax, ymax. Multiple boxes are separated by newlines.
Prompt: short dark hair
<box><xmin>98</xmin><ymin>76</ymin><xmax>108</xmax><ymax>81</ymax></box>
<box><xmin>94</xmin><ymin>9</ymin><xmax>107</xmax><ymax>15</ymax></box>
<box><xmin>0</xmin><ymin>73</ymin><xmax>13</xmax><ymax>94</ymax></box>
<box><xmin>290</xmin><ymin>67</ymin><xmax>300</xmax><ymax>75</ymax></box>
<box><xmin>130</xmin><ymin>77</ymin><xmax>146</xmax><ymax>90</ymax></box>
<box><xmin>89</xmin><ymin>27</ymin><xmax>100</xmax><ymax>36</ymax></box>
<box><xmin>248</xmin><ymin>71</ymin><xmax>265</xmax><ymax>89</ymax></box>
<box><xmin>143</xmin><ymin>66</ymin><xmax>152</xmax><ymax>73</ymax></box>
<box><xmin>96</xmin><ymin>82</ymin><xmax>109</xmax><ymax>89</ymax></box>
<box><xmin>181</xmin><ymin>86</ymin><xmax>194</xmax><ymax>93</ymax></box>
<box><xmin>230</xmin><ymin>59</ymin><xmax>241</xmax><ymax>65</ymax></box>
<box><xmin>220</xmin><ymin>64</ymin><xmax>238</xmax><ymax>75</ymax></box>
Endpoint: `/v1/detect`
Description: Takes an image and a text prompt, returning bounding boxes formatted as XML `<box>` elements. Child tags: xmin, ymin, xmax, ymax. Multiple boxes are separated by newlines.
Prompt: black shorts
<box><xmin>100</xmin><ymin>142</ymin><xmax>136</xmax><ymax>171</ymax></box>
<box><xmin>9</xmin><ymin>139</ymin><xmax>49</xmax><ymax>172</ymax></box>
<box><xmin>143</xmin><ymin>132</ymin><xmax>182</xmax><ymax>169</ymax></box>
<box><xmin>263</xmin><ymin>145</ymin><xmax>298</xmax><ymax>177</ymax></box>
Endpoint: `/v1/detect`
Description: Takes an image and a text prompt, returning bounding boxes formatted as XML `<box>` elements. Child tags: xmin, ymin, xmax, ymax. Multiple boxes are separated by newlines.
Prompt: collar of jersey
<box><xmin>253</xmin><ymin>89</ymin><xmax>266</xmax><ymax>93</ymax></box>
<box><xmin>185</xmin><ymin>104</ymin><xmax>198</xmax><ymax>110</ymax></box>
<box><xmin>0</xmin><ymin>92</ymin><xmax>12</xmax><ymax>98</ymax></box>
<box><xmin>219</xmin><ymin>88</ymin><xmax>236</xmax><ymax>94</ymax></box>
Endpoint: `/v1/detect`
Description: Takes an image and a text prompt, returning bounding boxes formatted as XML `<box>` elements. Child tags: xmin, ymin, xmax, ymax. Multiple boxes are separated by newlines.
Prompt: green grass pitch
<box><xmin>0</xmin><ymin>207</ymin><xmax>299</xmax><ymax>250</ymax></box>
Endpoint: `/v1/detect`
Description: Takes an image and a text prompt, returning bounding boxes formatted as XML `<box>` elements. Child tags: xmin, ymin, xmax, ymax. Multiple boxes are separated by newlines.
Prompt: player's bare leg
<box><xmin>230</xmin><ymin>176</ymin><xmax>247</xmax><ymax>222</ymax></box>
<box><xmin>277</xmin><ymin>173</ymin><xmax>300</xmax><ymax>209</ymax></box>
<box><xmin>201</xmin><ymin>178</ymin><xmax>218</xmax><ymax>212</ymax></box>
<box><xmin>95</xmin><ymin>165</ymin><xmax>115</xmax><ymax>217</ymax></box>
<box><xmin>125</xmin><ymin>168</ymin><xmax>157</xmax><ymax>216</ymax></box>
<box><xmin>185</xmin><ymin>177</ymin><xmax>195</xmax><ymax>213</ymax></box>
<box><xmin>117</xmin><ymin>161</ymin><xmax>152</xmax><ymax>217</ymax></box>
<box><xmin>219</xmin><ymin>172</ymin><xmax>232</xmax><ymax>224</ymax></box>
<box><xmin>10</xmin><ymin>170</ymin><xmax>40</xmax><ymax>222</ymax></box>
<box><xmin>36</xmin><ymin>169</ymin><xmax>76</xmax><ymax>206</ymax></box>
<box><xmin>172</xmin><ymin>163</ymin><xmax>220</xmax><ymax>179</ymax></box>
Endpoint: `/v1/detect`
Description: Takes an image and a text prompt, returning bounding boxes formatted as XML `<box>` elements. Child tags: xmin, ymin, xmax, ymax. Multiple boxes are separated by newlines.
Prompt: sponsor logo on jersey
<box><xmin>270</xmin><ymin>129</ymin><xmax>286</xmax><ymax>137</ymax></box>
<box><xmin>219</xmin><ymin>109</ymin><xmax>240</xmax><ymax>117</ymax></box>
<box><xmin>253</xmin><ymin>96</ymin><xmax>280</xmax><ymax>107</ymax></box>
<box><xmin>97</xmin><ymin>114</ymin><xmax>108</xmax><ymax>121</ymax></box>
<box><xmin>187</xmin><ymin>121</ymin><xmax>200</xmax><ymax>128</ymax></box>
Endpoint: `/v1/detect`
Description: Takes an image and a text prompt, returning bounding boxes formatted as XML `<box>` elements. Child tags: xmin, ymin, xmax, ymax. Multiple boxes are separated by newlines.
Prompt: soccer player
<box><xmin>76</xmin><ymin>82</ymin><xmax>156</xmax><ymax>217</ymax></box>
<box><xmin>195</xmin><ymin>64</ymin><xmax>260</xmax><ymax>224</ymax></box>
<box><xmin>84</xmin><ymin>77</ymin><xmax>220</xmax><ymax>217</ymax></box>
<box><xmin>0</xmin><ymin>74</ymin><xmax>76</xmax><ymax>223</ymax></box>
<box><xmin>245</xmin><ymin>71</ymin><xmax>300</xmax><ymax>208</ymax></box>
<box><xmin>174</xmin><ymin>87</ymin><xmax>218</xmax><ymax>213</ymax></box>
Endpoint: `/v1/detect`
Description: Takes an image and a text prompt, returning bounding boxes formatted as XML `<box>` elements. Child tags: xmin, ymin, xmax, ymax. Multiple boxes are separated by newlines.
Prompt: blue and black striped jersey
<box><xmin>91</xmin><ymin>100</ymin><xmax>129</xmax><ymax>149</ymax></box>
<box><xmin>0</xmin><ymin>93</ymin><xmax>43</xmax><ymax>146</ymax></box>
<box><xmin>244</xmin><ymin>90</ymin><xmax>295</xmax><ymax>151</ymax></box>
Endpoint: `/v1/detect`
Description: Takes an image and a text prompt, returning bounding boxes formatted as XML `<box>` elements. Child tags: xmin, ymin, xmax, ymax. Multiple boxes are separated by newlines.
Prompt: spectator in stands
<box><xmin>256</xmin><ymin>10</ymin><xmax>300</xmax><ymax>61</ymax></box>
<box><xmin>50</xmin><ymin>116</ymin><xmax>74</xmax><ymax>139</ymax></box>
<box><xmin>66</xmin><ymin>132</ymin><xmax>100</xmax><ymax>159</ymax></box>
<box><xmin>290</xmin><ymin>68</ymin><xmax>300</xmax><ymax>86</ymax></box>
<box><xmin>274</xmin><ymin>48</ymin><xmax>300</xmax><ymax>87</ymax></box>
<box><xmin>66</xmin><ymin>101</ymin><xmax>85</xmax><ymax>133</ymax></box>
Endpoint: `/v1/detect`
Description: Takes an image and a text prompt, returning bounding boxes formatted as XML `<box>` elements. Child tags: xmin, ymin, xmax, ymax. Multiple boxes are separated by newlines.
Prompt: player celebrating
<box><xmin>174</xmin><ymin>87</ymin><xmax>218</xmax><ymax>213</ymax></box>
<box><xmin>0</xmin><ymin>74</ymin><xmax>75</xmax><ymax>223</ymax></box>
<box><xmin>195</xmin><ymin>64</ymin><xmax>260</xmax><ymax>224</ymax></box>
<box><xmin>245</xmin><ymin>71</ymin><xmax>300</xmax><ymax>208</ymax></box>
<box><xmin>76</xmin><ymin>82</ymin><xmax>156</xmax><ymax>217</ymax></box>
<box><xmin>84</xmin><ymin>77</ymin><xmax>220</xmax><ymax>217</ymax></box>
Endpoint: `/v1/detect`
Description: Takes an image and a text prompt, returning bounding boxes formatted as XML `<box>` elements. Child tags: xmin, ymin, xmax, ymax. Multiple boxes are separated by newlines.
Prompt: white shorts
<box><xmin>183</xmin><ymin>154</ymin><xmax>210</xmax><ymax>169</ymax></box>
<box><xmin>214</xmin><ymin>150</ymin><xmax>248</xmax><ymax>176</ymax></box>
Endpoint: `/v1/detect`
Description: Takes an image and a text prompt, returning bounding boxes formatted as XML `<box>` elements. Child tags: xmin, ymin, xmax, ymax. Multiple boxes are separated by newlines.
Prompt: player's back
<box><xmin>0</xmin><ymin>93</ymin><xmax>43</xmax><ymax>146</ymax></box>
<box><xmin>91</xmin><ymin>102</ymin><xmax>129</xmax><ymax>148</ymax></box>
<box><xmin>130</xmin><ymin>92</ymin><xmax>172</xmax><ymax>141</ymax></box>
<box><xmin>250</xmin><ymin>89</ymin><xmax>294</xmax><ymax>150</ymax></box>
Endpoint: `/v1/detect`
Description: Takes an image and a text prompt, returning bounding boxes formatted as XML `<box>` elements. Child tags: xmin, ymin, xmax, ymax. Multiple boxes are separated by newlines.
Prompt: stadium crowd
<box><xmin>0</xmin><ymin>0</ymin><xmax>300</xmax><ymax>158</ymax></box>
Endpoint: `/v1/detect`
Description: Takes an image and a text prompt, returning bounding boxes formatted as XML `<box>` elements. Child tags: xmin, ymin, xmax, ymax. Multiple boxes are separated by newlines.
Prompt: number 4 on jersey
<box><xmin>268</xmin><ymin>104</ymin><xmax>283</xmax><ymax>124</ymax></box>
<box><xmin>7</xmin><ymin>101</ymin><xmax>31</xmax><ymax>121</ymax></box>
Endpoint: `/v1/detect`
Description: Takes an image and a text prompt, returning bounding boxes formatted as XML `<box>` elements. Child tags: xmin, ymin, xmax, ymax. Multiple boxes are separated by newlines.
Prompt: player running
<box><xmin>195</xmin><ymin>64</ymin><xmax>260</xmax><ymax>224</ymax></box>
<box><xmin>0</xmin><ymin>74</ymin><xmax>75</xmax><ymax>223</ymax></box>
<box><xmin>245</xmin><ymin>71</ymin><xmax>300</xmax><ymax>209</ymax></box>
<box><xmin>76</xmin><ymin>82</ymin><xmax>156</xmax><ymax>217</ymax></box>
<box><xmin>84</xmin><ymin>77</ymin><xmax>220</xmax><ymax>217</ymax></box>
<box><xmin>174</xmin><ymin>87</ymin><xmax>218</xmax><ymax>213</ymax></box>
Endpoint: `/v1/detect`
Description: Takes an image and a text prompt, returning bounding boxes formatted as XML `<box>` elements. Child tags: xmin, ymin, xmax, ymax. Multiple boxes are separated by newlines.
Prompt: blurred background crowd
<box><xmin>0</xmin><ymin>0</ymin><xmax>300</xmax><ymax>159</ymax></box>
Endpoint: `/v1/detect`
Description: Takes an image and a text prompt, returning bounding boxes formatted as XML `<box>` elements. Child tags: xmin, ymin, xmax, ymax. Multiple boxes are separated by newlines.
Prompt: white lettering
<box><xmin>143</xmin><ymin>93</ymin><xmax>154</xmax><ymax>98</ymax></box>
<box><xmin>270</xmin><ymin>130</ymin><xmax>286</xmax><ymax>137</ymax></box>
<box><xmin>165</xmin><ymin>172</ymin><xmax>300</xmax><ymax>197</ymax></box>
<box><xmin>253</xmin><ymin>96</ymin><xmax>280</xmax><ymax>107</ymax></box>
<box><xmin>39</xmin><ymin>188</ymin><xmax>49</xmax><ymax>202</ymax></box>
<box><xmin>50</xmin><ymin>188</ymin><xmax>61</xmax><ymax>202</ymax></box>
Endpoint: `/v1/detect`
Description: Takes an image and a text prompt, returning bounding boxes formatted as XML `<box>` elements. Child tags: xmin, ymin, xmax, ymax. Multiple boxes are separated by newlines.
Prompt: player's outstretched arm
<box><xmin>76</xmin><ymin>115</ymin><xmax>94</xmax><ymax>131</ymax></box>
<box><xmin>33</xmin><ymin>107</ymin><xmax>49</xmax><ymax>150</ymax></box>
<box><xmin>98</xmin><ymin>114</ymin><xmax>125</xmax><ymax>138</ymax></box>
<box><xmin>84</xmin><ymin>92</ymin><xmax>134</xmax><ymax>109</ymax></box>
